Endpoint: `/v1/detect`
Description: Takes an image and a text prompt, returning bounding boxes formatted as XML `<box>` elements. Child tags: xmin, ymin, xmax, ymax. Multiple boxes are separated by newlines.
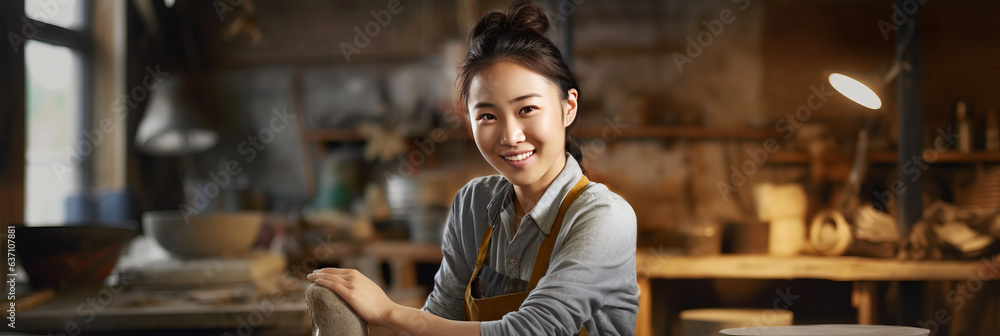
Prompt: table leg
<box><xmin>852</xmin><ymin>281</ymin><xmax>879</xmax><ymax>325</ymax></box>
<box><xmin>637</xmin><ymin>276</ymin><xmax>652</xmax><ymax>336</ymax></box>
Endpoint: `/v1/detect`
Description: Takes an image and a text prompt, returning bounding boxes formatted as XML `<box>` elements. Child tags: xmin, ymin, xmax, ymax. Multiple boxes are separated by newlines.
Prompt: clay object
<box><xmin>142</xmin><ymin>210</ymin><xmax>263</xmax><ymax>257</ymax></box>
<box><xmin>305</xmin><ymin>283</ymin><xmax>369</xmax><ymax>336</ymax></box>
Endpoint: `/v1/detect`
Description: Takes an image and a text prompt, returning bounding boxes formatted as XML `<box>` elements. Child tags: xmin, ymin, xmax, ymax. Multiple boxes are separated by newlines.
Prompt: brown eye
<box><xmin>519</xmin><ymin>106</ymin><xmax>538</xmax><ymax>114</ymax></box>
<box><xmin>477</xmin><ymin>113</ymin><xmax>497</xmax><ymax>121</ymax></box>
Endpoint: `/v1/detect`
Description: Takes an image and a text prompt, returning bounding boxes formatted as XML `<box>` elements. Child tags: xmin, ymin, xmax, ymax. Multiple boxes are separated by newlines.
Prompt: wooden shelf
<box><xmin>309</xmin><ymin>126</ymin><xmax>784</xmax><ymax>143</ymax></box>
<box><xmin>218</xmin><ymin>50</ymin><xmax>427</xmax><ymax>68</ymax></box>
<box><xmin>922</xmin><ymin>150</ymin><xmax>1000</xmax><ymax>163</ymax></box>
<box><xmin>763</xmin><ymin>151</ymin><xmax>1000</xmax><ymax>165</ymax></box>
<box><xmin>308</xmin><ymin>127</ymin><xmax>1000</xmax><ymax>164</ymax></box>
<box><xmin>636</xmin><ymin>253</ymin><xmax>999</xmax><ymax>281</ymax></box>
<box><xmin>868</xmin><ymin>150</ymin><xmax>1000</xmax><ymax>164</ymax></box>
<box><xmin>575</xmin><ymin>126</ymin><xmax>782</xmax><ymax>140</ymax></box>
<box><xmin>574</xmin><ymin>45</ymin><xmax>679</xmax><ymax>59</ymax></box>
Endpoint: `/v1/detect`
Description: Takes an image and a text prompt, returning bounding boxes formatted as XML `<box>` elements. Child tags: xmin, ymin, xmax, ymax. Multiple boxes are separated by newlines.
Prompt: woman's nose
<box><xmin>500</xmin><ymin>119</ymin><xmax>525</xmax><ymax>146</ymax></box>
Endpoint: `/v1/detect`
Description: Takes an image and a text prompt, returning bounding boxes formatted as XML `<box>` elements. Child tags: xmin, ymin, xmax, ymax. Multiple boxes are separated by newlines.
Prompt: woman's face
<box><xmin>467</xmin><ymin>61</ymin><xmax>577</xmax><ymax>189</ymax></box>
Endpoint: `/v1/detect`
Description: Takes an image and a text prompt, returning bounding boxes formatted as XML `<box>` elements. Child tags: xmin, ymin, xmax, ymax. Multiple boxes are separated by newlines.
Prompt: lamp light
<box><xmin>828</xmin><ymin>20</ymin><xmax>913</xmax><ymax>112</ymax></box>
<box><xmin>828</xmin><ymin>73</ymin><xmax>882</xmax><ymax>110</ymax></box>
<box><xmin>134</xmin><ymin>75</ymin><xmax>218</xmax><ymax>208</ymax></box>
<box><xmin>135</xmin><ymin>76</ymin><xmax>217</xmax><ymax>155</ymax></box>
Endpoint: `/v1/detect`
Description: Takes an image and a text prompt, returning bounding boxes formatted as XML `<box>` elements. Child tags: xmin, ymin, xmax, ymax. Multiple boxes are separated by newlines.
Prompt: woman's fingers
<box><xmin>312</xmin><ymin>275</ymin><xmax>352</xmax><ymax>289</ymax></box>
<box><xmin>310</xmin><ymin>267</ymin><xmax>354</xmax><ymax>275</ymax></box>
<box><xmin>304</xmin><ymin>267</ymin><xmax>397</xmax><ymax>325</ymax></box>
<box><xmin>308</xmin><ymin>271</ymin><xmax>353</xmax><ymax>287</ymax></box>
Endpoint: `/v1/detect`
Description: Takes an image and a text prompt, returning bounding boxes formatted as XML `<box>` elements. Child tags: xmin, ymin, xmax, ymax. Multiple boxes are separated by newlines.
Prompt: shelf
<box><xmin>870</xmin><ymin>150</ymin><xmax>1000</xmax><ymax>164</ymax></box>
<box><xmin>308</xmin><ymin>129</ymin><xmax>470</xmax><ymax>143</ymax></box>
<box><xmin>309</xmin><ymin>126</ymin><xmax>784</xmax><ymax>143</ymax></box>
<box><xmin>575</xmin><ymin>126</ymin><xmax>783</xmax><ymax>140</ymax></box>
<box><xmin>574</xmin><ymin>45</ymin><xmax>680</xmax><ymax>59</ymax></box>
<box><xmin>765</xmin><ymin>151</ymin><xmax>1000</xmax><ymax>165</ymax></box>
<box><xmin>308</xmin><ymin>128</ymin><xmax>1000</xmax><ymax>165</ymax></box>
<box><xmin>921</xmin><ymin>150</ymin><xmax>1000</xmax><ymax>163</ymax></box>
<box><xmin>218</xmin><ymin>50</ymin><xmax>428</xmax><ymax>68</ymax></box>
<box><xmin>636</xmin><ymin>253</ymin><xmax>999</xmax><ymax>281</ymax></box>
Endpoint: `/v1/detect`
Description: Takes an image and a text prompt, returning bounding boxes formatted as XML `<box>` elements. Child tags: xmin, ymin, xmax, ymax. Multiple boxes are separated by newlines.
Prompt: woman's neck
<box><xmin>511</xmin><ymin>154</ymin><xmax>566</xmax><ymax>218</ymax></box>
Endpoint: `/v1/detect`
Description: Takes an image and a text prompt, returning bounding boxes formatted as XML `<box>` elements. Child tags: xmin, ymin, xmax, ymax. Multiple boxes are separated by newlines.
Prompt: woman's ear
<box><xmin>563</xmin><ymin>88</ymin><xmax>579</xmax><ymax>127</ymax></box>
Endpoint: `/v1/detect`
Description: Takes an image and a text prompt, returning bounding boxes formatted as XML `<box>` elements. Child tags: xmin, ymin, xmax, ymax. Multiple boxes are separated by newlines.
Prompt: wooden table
<box><xmin>16</xmin><ymin>285</ymin><xmax>311</xmax><ymax>335</ymax></box>
<box><xmin>634</xmin><ymin>253</ymin><xmax>1000</xmax><ymax>336</ymax></box>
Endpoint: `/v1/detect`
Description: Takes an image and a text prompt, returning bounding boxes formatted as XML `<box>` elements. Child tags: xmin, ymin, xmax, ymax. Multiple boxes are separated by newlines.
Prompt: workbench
<box><xmin>15</xmin><ymin>283</ymin><xmax>311</xmax><ymax>335</ymax></box>
<box><xmin>634</xmin><ymin>253</ymin><xmax>1000</xmax><ymax>336</ymax></box>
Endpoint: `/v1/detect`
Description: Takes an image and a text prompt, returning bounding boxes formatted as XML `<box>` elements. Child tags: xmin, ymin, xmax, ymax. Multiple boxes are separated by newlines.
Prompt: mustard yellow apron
<box><xmin>463</xmin><ymin>176</ymin><xmax>590</xmax><ymax>336</ymax></box>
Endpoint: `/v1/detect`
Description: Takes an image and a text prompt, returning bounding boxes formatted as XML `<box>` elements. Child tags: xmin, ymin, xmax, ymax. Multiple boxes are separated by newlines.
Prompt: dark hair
<box><xmin>458</xmin><ymin>0</ymin><xmax>586</xmax><ymax>175</ymax></box>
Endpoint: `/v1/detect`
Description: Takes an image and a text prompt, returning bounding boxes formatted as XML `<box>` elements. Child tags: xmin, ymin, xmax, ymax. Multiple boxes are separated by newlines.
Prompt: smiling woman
<box><xmin>308</xmin><ymin>1</ymin><xmax>639</xmax><ymax>335</ymax></box>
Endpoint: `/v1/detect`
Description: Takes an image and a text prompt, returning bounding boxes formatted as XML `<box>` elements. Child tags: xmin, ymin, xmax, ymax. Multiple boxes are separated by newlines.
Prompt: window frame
<box><xmin>28</xmin><ymin>1</ymin><xmax>95</xmax><ymax>192</ymax></box>
<box><xmin>22</xmin><ymin>1</ymin><xmax>96</xmax><ymax>224</ymax></box>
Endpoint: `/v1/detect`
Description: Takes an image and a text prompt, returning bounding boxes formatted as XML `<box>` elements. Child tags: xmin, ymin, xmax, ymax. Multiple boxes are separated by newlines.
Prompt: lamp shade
<box><xmin>828</xmin><ymin>73</ymin><xmax>882</xmax><ymax>110</ymax></box>
<box><xmin>135</xmin><ymin>76</ymin><xmax>218</xmax><ymax>155</ymax></box>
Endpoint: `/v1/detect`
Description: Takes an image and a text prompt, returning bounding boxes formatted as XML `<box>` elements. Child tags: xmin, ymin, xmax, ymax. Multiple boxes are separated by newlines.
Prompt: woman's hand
<box><xmin>306</xmin><ymin>268</ymin><xmax>398</xmax><ymax>326</ymax></box>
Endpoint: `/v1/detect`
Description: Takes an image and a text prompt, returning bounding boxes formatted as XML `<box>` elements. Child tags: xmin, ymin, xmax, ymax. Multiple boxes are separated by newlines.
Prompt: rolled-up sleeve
<box><xmin>481</xmin><ymin>194</ymin><xmax>640</xmax><ymax>336</ymax></box>
<box><xmin>422</xmin><ymin>185</ymin><xmax>474</xmax><ymax>320</ymax></box>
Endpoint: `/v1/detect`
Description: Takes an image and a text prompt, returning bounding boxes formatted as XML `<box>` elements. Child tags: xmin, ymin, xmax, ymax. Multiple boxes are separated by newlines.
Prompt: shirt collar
<box><xmin>485</xmin><ymin>153</ymin><xmax>584</xmax><ymax>235</ymax></box>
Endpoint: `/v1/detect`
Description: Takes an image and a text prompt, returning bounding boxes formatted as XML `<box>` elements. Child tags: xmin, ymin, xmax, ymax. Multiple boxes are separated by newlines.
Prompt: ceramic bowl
<box><xmin>18</xmin><ymin>225</ymin><xmax>136</xmax><ymax>289</ymax></box>
<box><xmin>142</xmin><ymin>211</ymin><xmax>262</xmax><ymax>258</ymax></box>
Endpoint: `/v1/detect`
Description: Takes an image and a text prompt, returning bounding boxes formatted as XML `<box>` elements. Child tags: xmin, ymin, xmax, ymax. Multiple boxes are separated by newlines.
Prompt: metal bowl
<box><xmin>17</xmin><ymin>225</ymin><xmax>136</xmax><ymax>290</ymax></box>
<box><xmin>142</xmin><ymin>210</ymin><xmax>263</xmax><ymax>258</ymax></box>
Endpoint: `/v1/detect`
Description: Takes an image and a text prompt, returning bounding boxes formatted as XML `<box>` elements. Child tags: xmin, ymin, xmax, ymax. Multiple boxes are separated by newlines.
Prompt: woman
<box><xmin>308</xmin><ymin>1</ymin><xmax>639</xmax><ymax>335</ymax></box>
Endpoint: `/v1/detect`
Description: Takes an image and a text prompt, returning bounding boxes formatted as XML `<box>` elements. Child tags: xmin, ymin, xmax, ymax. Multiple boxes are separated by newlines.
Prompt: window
<box><xmin>25</xmin><ymin>0</ymin><xmax>85</xmax><ymax>30</ymax></box>
<box><xmin>22</xmin><ymin>0</ymin><xmax>91</xmax><ymax>224</ymax></box>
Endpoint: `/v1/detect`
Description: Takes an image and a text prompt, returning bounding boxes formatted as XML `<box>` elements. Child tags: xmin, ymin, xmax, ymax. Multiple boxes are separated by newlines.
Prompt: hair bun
<box><xmin>470</xmin><ymin>1</ymin><xmax>550</xmax><ymax>42</ymax></box>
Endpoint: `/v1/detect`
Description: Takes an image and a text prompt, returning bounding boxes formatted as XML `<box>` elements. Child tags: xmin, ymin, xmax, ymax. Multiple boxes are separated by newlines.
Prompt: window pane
<box><xmin>24</xmin><ymin>40</ymin><xmax>83</xmax><ymax>225</ymax></box>
<box><xmin>25</xmin><ymin>0</ymin><xmax>85</xmax><ymax>31</ymax></box>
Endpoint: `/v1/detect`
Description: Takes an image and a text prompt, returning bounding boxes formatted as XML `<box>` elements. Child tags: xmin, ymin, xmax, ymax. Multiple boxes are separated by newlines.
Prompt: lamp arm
<box><xmin>839</xmin><ymin>112</ymin><xmax>882</xmax><ymax>216</ymax></box>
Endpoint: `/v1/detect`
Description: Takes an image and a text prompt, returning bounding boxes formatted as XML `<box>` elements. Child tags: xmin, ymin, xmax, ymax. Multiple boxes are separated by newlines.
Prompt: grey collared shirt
<box><xmin>422</xmin><ymin>155</ymin><xmax>639</xmax><ymax>336</ymax></box>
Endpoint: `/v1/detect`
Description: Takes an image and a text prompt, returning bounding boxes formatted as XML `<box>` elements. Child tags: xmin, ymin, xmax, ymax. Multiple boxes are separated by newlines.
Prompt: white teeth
<box><xmin>504</xmin><ymin>150</ymin><xmax>534</xmax><ymax>161</ymax></box>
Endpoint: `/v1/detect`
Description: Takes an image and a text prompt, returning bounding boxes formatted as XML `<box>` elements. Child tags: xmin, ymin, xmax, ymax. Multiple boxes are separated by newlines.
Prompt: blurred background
<box><xmin>1</xmin><ymin>0</ymin><xmax>1000</xmax><ymax>335</ymax></box>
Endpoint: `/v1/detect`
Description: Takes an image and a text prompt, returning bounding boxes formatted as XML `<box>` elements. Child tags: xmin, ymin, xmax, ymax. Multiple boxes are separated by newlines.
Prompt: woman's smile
<box><xmin>501</xmin><ymin>149</ymin><xmax>535</xmax><ymax>167</ymax></box>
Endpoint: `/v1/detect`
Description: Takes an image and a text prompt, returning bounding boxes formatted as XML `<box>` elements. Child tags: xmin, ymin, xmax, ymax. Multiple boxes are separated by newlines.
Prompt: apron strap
<box><xmin>528</xmin><ymin>176</ymin><xmax>589</xmax><ymax>289</ymax></box>
<box><xmin>467</xmin><ymin>225</ymin><xmax>494</xmax><ymax>291</ymax></box>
